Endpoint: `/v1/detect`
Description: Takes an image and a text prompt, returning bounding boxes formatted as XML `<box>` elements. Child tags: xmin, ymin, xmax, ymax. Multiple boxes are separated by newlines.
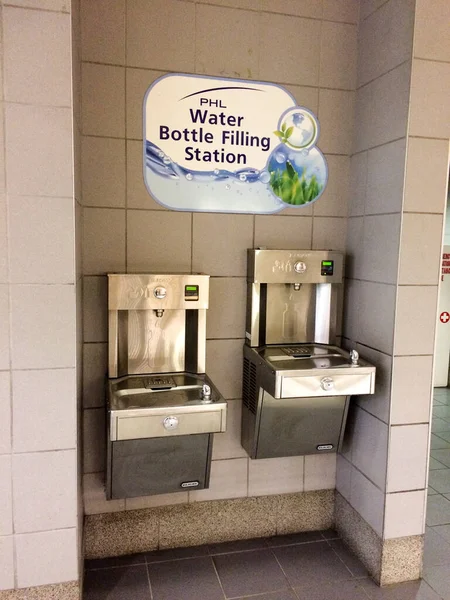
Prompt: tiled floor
<box><xmin>423</xmin><ymin>387</ymin><xmax>450</xmax><ymax>600</ymax></box>
<box><xmin>83</xmin><ymin>388</ymin><xmax>450</xmax><ymax>600</ymax></box>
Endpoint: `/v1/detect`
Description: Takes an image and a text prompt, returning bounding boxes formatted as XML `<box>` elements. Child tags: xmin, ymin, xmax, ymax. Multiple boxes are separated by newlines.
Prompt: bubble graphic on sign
<box><xmin>274</xmin><ymin>108</ymin><xmax>318</xmax><ymax>150</ymax></box>
<box><xmin>266</xmin><ymin>144</ymin><xmax>327</xmax><ymax>207</ymax></box>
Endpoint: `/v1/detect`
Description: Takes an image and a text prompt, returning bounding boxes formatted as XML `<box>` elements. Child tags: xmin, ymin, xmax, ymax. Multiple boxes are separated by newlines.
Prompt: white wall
<box><xmin>0</xmin><ymin>2</ymin><xmax>79</xmax><ymax>592</ymax></box>
<box><xmin>445</xmin><ymin>202</ymin><xmax>450</xmax><ymax>245</ymax></box>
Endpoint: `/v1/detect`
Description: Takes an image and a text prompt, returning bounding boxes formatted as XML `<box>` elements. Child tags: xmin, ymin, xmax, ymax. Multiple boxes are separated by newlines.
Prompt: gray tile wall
<box><xmin>80</xmin><ymin>0</ymin><xmax>358</xmax><ymax>514</ymax></box>
<box><xmin>338</xmin><ymin>0</ymin><xmax>449</xmax><ymax>542</ymax></box>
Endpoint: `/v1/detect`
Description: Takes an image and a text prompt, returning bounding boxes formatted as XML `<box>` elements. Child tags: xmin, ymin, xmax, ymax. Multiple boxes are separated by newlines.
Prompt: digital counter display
<box><xmin>185</xmin><ymin>285</ymin><xmax>199</xmax><ymax>300</ymax></box>
<box><xmin>321</xmin><ymin>260</ymin><xmax>334</xmax><ymax>276</ymax></box>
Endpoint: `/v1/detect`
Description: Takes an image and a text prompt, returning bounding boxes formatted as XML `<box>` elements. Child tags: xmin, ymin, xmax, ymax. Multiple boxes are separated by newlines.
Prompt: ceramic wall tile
<box><xmin>0</xmin><ymin>373</ymin><xmax>11</xmax><ymax>455</ymax></box>
<box><xmin>81</xmin><ymin>137</ymin><xmax>126</xmax><ymax>208</ymax></box>
<box><xmin>353</xmin><ymin>62</ymin><xmax>410</xmax><ymax>153</ymax></box>
<box><xmin>320</xmin><ymin>22</ymin><xmax>357</xmax><ymax>90</ymax></box>
<box><xmin>390</xmin><ymin>355</ymin><xmax>433</xmax><ymax>425</ymax></box>
<box><xmin>83</xmin><ymin>344</ymin><xmax>108</xmax><ymax>409</ymax></box>
<box><xmin>4</xmin><ymin>0</ymin><xmax>69</xmax><ymax>9</ymax></box>
<box><xmin>0</xmin><ymin>456</ymin><xmax>12</xmax><ymax>536</ymax></box>
<box><xmin>82</xmin><ymin>63</ymin><xmax>125</xmax><ymax>138</ymax></box>
<box><xmin>15</xmin><ymin>528</ymin><xmax>78</xmax><ymax>588</ymax></box>
<box><xmin>304</xmin><ymin>454</ymin><xmax>336</xmax><ymax>491</ymax></box>
<box><xmin>259</xmin><ymin>12</ymin><xmax>320</xmax><ymax>86</ymax></box>
<box><xmin>189</xmin><ymin>458</ymin><xmax>248</xmax><ymax>502</ymax></box>
<box><xmin>414</xmin><ymin>0</ymin><xmax>450</xmax><ymax>62</ymax></box>
<box><xmin>360</xmin><ymin>214</ymin><xmax>401</xmax><ymax>285</ymax></box>
<box><xmin>350</xmin><ymin>467</ymin><xmax>385</xmax><ymax>536</ymax></box>
<box><xmin>394</xmin><ymin>286</ymin><xmax>438</xmax><ymax>356</ymax></box>
<box><xmin>356</xmin><ymin>281</ymin><xmax>396</xmax><ymax>355</ymax></box>
<box><xmin>254</xmin><ymin>216</ymin><xmax>312</xmax><ymax>250</ymax></box>
<box><xmin>346</xmin><ymin>217</ymin><xmax>364</xmax><ymax>280</ymax></box>
<box><xmin>8</xmin><ymin>196</ymin><xmax>75</xmax><ymax>284</ymax></box>
<box><xmin>323</xmin><ymin>0</ymin><xmax>359</xmax><ymax>22</ymax></box>
<box><xmin>127</xmin><ymin>210</ymin><xmax>192</xmax><ymax>273</ymax></box>
<box><xmin>83</xmin><ymin>473</ymin><xmax>125</xmax><ymax>515</ymax></box>
<box><xmin>357</xmin><ymin>0</ymin><xmax>414</xmax><ymax>86</ymax></box>
<box><xmin>279</xmin><ymin>88</ymin><xmax>318</xmax><ymax>123</ymax></box>
<box><xmin>0</xmin><ymin>197</ymin><xmax>8</xmax><ymax>283</ymax></box>
<box><xmin>81</xmin><ymin>0</ymin><xmax>125</xmax><ymax>65</ymax></box>
<box><xmin>83</xmin><ymin>276</ymin><xmax>108</xmax><ymax>343</ymax></box>
<box><xmin>10</xmin><ymin>284</ymin><xmax>76</xmax><ymax>369</ymax></box>
<box><xmin>82</xmin><ymin>208</ymin><xmax>125</xmax><ymax>275</ymax></box>
<box><xmin>207</xmin><ymin>278</ymin><xmax>246</xmax><ymax>340</ymax></box>
<box><xmin>196</xmin><ymin>4</ymin><xmax>259</xmax><ymax>79</ymax></box>
<box><xmin>261</xmin><ymin>0</ymin><xmax>322</xmax><ymax>18</ymax></box>
<box><xmin>13</xmin><ymin>450</ymin><xmax>77</xmax><ymax>533</ymax></box>
<box><xmin>206</xmin><ymin>339</ymin><xmax>245</xmax><ymax>400</ymax></box>
<box><xmin>319</xmin><ymin>89</ymin><xmax>354</xmax><ymax>155</ymax></box>
<box><xmin>365</xmin><ymin>138</ymin><xmax>406</xmax><ymax>215</ymax></box>
<box><xmin>127</xmin><ymin>0</ymin><xmax>195</xmax><ymax>71</ymax></box>
<box><xmin>403</xmin><ymin>138</ymin><xmax>449</xmax><ymax>214</ymax></box>
<box><xmin>83</xmin><ymin>408</ymin><xmax>105</xmax><ymax>474</ymax></box>
<box><xmin>202</xmin><ymin>0</ymin><xmax>260</xmax><ymax>11</ymax></box>
<box><xmin>5</xmin><ymin>104</ymin><xmax>73</xmax><ymax>197</ymax></box>
<box><xmin>13</xmin><ymin>369</ymin><xmax>76</xmax><ymax>452</ymax></box>
<box><xmin>348</xmin><ymin>152</ymin><xmax>367</xmax><ymax>217</ymax></box>
<box><xmin>312</xmin><ymin>217</ymin><xmax>347</xmax><ymax>252</ymax></box>
<box><xmin>0</xmin><ymin>286</ymin><xmax>10</xmax><ymax>371</ymax></box>
<box><xmin>0</xmin><ymin>536</ymin><xmax>14</xmax><ymax>591</ymax></box>
<box><xmin>384</xmin><ymin>490</ymin><xmax>426</xmax><ymax>538</ymax></box>
<box><xmin>248</xmin><ymin>456</ymin><xmax>304</xmax><ymax>496</ymax></box>
<box><xmin>359</xmin><ymin>0</ymin><xmax>388</xmax><ymax>20</ymax></box>
<box><xmin>3</xmin><ymin>7</ymin><xmax>71</xmax><ymax>106</ymax></box>
<box><xmin>398</xmin><ymin>214</ymin><xmax>443</xmax><ymax>285</ymax></box>
<box><xmin>212</xmin><ymin>399</ymin><xmax>248</xmax><ymax>460</ymax></box>
<box><xmin>336</xmin><ymin>454</ymin><xmax>352</xmax><ymax>502</ymax></box>
<box><xmin>313</xmin><ymin>155</ymin><xmax>349</xmax><ymax>217</ymax></box>
<box><xmin>126</xmin><ymin>68</ymin><xmax>163</xmax><ymax>140</ymax></box>
<box><xmin>387</xmin><ymin>424</ymin><xmax>429</xmax><ymax>492</ymax></box>
<box><xmin>409</xmin><ymin>60</ymin><xmax>450</xmax><ymax>139</ymax></box>
<box><xmin>350</xmin><ymin>406</ymin><xmax>388</xmax><ymax>490</ymax></box>
<box><xmin>193</xmin><ymin>214</ymin><xmax>253</xmax><ymax>277</ymax></box>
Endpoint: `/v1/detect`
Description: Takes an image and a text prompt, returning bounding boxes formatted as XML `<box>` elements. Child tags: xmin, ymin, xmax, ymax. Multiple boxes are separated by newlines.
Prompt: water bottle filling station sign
<box><xmin>144</xmin><ymin>74</ymin><xmax>328</xmax><ymax>214</ymax></box>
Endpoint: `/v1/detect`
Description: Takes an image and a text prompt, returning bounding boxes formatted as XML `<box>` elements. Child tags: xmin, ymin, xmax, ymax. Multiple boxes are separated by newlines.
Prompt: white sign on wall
<box><xmin>143</xmin><ymin>74</ymin><xmax>328</xmax><ymax>214</ymax></box>
<box><xmin>435</xmin><ymin>246</ymin><xmax>450</xmax><ymax>387</ymax></box>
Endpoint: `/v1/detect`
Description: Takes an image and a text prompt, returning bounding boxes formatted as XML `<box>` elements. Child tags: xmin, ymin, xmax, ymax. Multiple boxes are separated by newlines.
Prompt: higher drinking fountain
<box><xmin>241</xmin><ymin>249</ymin><xmax>376</xmax><ymax>459</ymax></box>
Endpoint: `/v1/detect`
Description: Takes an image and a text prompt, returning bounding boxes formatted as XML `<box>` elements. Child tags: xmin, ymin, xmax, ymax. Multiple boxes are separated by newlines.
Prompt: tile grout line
<box><xmin>145</xmin><ymin>561</ymin><xmax>154</xmax><ymax>600</ymax></box>
<box><xmin>210</xmin><ymin>555</ymin><xmax>228</xmax><ymax>600</ymax></box>
<box><xmin>268</xmin><ymin>544</ymin><xmax>300</xmax><ymax>596</ymax></box>
<box><xmin>325</xmin><ymin>537</ymin><xmax>358</xmax><ymax>579</ymax></box>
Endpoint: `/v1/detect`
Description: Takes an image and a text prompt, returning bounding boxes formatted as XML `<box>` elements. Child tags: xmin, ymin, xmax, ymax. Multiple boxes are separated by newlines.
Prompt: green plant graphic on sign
<box><xmin>274</xmin><ymin>122</ymin><xmax>294</xmax><ymax>144</ymax></box>
<box><xmin>269</xmin><ymin>159</ymin><xmax>323</xmax><ymax>206</ymax></box>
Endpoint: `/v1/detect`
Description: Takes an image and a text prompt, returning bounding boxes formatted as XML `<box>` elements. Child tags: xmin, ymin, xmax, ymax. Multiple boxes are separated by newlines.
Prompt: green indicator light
<box><xmin>186</xmin><ymin>286</ymin><xmax>197</xmax><ymax>291</ymax></box>
<box><xmin>323</xmin><ymin>261</ymin><xmax>332</xmax><ymax>266</ymax></box>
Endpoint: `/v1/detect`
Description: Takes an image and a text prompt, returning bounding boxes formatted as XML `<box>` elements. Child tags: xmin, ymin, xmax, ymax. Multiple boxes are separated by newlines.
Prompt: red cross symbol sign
<box><xmin>441</xmin><ymin>312</ymin><xmax>450</xmax><ymax>324</ymax></box>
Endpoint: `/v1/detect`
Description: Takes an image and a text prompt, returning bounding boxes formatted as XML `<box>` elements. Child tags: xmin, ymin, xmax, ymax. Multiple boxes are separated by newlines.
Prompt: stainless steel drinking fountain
<box><xmin>106</xmin><ymin>274</ymin><xmax>227</xmax><ymax>500</ymax></box>
<box><xmin>241</xmin><ymin>249</ymin><xmax>376</xmax><ymax>459</ymax></box>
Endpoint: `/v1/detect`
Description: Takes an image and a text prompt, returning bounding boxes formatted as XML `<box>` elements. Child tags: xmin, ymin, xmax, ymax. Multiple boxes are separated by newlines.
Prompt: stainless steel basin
<box><xmin>108</xmin><ymin>373</ymin><xmax>227</xmax><ymax>442</ymax></box>
<box><xmin>248</xmin><ymin>344</ymin><xmax>376</xmax><ymax>399</ymax></box>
